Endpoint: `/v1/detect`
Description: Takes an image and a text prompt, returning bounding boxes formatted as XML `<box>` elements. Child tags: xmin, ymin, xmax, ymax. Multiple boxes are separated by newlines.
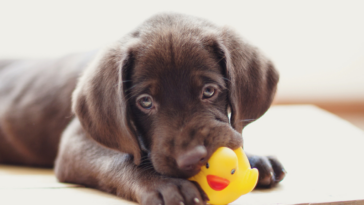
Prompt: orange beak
<box><xmin>206</xmin><ymin>175</ymin><xmax>230</xmax><ymax>191</ymax></box>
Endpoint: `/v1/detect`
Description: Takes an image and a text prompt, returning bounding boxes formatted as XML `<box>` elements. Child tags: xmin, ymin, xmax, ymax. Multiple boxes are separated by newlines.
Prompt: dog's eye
<box><xmin>137</xmin><ymin>95</ymin><xmax>153</xmax><ymax>109</ymax></box>
<box><xmin>202</xmin><ymin>86</ymin><xmax>215</xmax><ymax>98</ymax></box>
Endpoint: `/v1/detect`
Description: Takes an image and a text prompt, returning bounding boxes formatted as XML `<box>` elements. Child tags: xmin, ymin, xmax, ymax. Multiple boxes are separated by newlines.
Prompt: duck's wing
<box><xmin>234</xmin><ymin>147</ymin><xmax>259</xmax><ymax>194</ymax></box>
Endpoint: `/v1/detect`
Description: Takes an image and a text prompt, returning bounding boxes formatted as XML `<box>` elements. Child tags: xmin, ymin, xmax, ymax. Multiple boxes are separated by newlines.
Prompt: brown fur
<box><xmin>0</xmin><ymin>13</ymin><xmax>285</xmax><ymax>204</ymax></box>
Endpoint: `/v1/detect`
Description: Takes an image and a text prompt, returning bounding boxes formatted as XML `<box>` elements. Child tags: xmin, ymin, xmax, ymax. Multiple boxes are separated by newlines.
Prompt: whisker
<box><xmin>139</xmin><ymin>166</ymin><xmax>156</xmax><ymax>174</ymax></box>
<box><xmin>124</xmin><ymin>91</ymin><xmax>139</xmax><ymax>103</ymax></box>
<box><xmin>124</xmin><ymin>84</ymin><xmax>138</xmax><ymax>93</ymax></box>
<box><xmin>240</xmin><ymin>119</ymin><xmax>256</xmax><ymax>122</ymax></box>
<box><xmin>211</xmin><ymin>55</ymin><xmax>226</xmax><ymax>69</ymax></box>
<box><xmin>222</xmin><ymin>77</ymin><xmax>231</xmax><ymax>83</ymax></box>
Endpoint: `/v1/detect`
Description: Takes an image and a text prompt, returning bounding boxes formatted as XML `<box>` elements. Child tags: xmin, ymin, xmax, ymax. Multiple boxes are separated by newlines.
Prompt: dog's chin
<box><xmin>177</xmin><ymin>168</ymin><xmax>201</xmax><ymax>179</ymax></box>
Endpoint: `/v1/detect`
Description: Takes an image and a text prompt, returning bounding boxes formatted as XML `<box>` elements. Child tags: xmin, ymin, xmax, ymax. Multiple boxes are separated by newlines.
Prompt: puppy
<box><xmin>0</xmin><ymin>13</ymin><xmax>285</xmax><ymax>204</ymax></box>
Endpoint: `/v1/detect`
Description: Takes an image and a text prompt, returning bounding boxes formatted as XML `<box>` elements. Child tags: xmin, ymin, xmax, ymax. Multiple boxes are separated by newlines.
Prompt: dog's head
<box><xmin>72</xmin><ymin>14</ymin><xmax>278</xmax><ymax>178</ymax></box>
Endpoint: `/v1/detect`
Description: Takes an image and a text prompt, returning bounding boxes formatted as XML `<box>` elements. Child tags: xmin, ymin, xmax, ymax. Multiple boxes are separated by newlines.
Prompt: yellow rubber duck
<box><xmin>189</xmin><ymin>147</ymin><xmax>259</xmax><ymax>205</ymax></box>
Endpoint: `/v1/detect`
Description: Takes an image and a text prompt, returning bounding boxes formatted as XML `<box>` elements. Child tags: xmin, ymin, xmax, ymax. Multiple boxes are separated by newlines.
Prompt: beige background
<box><xmin>1</xmin><ymin>0</ymin><xmax>364</xmax><ymax>103</ymax></box>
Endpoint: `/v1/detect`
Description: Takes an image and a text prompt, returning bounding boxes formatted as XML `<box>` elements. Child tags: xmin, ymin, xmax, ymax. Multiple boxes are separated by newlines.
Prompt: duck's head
<box><xmin>199</xmin><ymin>147</ymin><xmax>239</xmax><ymax>191</ymax></box>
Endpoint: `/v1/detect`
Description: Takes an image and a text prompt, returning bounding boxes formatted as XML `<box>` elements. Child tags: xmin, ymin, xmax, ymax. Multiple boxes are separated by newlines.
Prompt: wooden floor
<box><xmin>334</xmin><ymin>112</ymin><xmax>364</xmax><ymax>131</ymax></box>
<box><xmin>1</xmin><ymin>105</ymin><xmax>364</xmax><ymax>205</ymax></box>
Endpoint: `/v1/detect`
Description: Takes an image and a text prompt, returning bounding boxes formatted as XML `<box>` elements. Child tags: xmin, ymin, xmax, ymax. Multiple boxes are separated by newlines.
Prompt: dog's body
<box><xmin>0</xmin><ymin>13</ymin><xmax>285</xmax><ymax>204</ymax></box>
<box><xmin>0</xmin><ymin>52</ymin><xmax>96</xmax><ymax>166</ymax></box>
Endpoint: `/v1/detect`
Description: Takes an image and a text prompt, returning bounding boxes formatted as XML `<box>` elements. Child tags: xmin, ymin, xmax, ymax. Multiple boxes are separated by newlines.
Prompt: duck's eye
<box><xmin>206</xmin><ymin>162</ymin><xmax>209</xmax><ymax>169</ymax></box>
<box><xmin>231</xmin><ymin>169</ymin><xmax>235</xmax><ymax>175</ymax></box>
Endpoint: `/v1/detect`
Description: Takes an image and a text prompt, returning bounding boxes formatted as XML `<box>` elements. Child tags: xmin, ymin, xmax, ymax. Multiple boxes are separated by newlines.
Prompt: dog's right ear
<box><xmin>72</xmin><ymin>42</ymin><xmax>142</xmax><ymax>165</ymax></box>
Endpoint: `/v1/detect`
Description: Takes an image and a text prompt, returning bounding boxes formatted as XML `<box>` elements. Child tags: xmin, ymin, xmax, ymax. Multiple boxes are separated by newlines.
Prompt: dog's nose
<box><xmin>176</xmin><ymin>146</ymin><xmax>207</xmax><ymax>171</ymax></box>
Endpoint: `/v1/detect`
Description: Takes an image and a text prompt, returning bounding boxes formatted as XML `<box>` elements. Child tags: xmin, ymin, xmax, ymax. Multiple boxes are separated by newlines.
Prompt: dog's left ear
<box><xmin>206</xmin><ymin>29</ymin><xmax>279</xmax><ymax>133</ymax></box>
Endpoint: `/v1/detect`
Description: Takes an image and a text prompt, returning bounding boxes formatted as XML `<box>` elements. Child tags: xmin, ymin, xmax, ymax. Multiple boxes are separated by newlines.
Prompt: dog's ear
<box><xmin>206</xmin><ymin>30</ymin><xmax>279</xmax><ymax>133</ymax></box>
<box><xmin>72</xmin><ymin>43</ymin><xmax>141</xmax><ymax>164</ymax></box>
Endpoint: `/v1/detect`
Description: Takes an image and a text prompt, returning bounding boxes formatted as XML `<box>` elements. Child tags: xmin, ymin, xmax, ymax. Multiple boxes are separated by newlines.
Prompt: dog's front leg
<box><xmin>246</xmin><ymin>154</ymin><xmax>286</xmax><ymax>188</ymax></box>
<box><xmin>55</xmin><ymin>119</ymin><xmax>208</xmax><ymax>205</ymax></box>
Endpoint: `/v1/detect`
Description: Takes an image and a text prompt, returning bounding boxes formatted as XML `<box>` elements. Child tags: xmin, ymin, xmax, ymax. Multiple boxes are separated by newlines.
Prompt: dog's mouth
<box><xmin>173</xmin><ymin>165</ymin><xmax>202</xmax><ymax>179</ymax></box>
<box><xmin>184</xmin><ymin>167</ymin><xmax>202</xmax><ymax>178</ymax></box>
<box><xmin>148</xmin><ymin>152</ymin><xmax>202</xmax><ymax>178</ymax></box>
<box><xmin>159</xmin><ymin>167</ymin><xmax>202</xmax><ymax>179</ymax></box>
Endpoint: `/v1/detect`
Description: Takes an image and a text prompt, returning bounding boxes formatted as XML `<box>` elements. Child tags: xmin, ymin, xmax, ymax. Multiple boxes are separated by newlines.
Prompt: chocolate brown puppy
<box><xmin>0</xmin><ymin>13</ymin><xmax>285</xmax><ymax>204</ymax></box>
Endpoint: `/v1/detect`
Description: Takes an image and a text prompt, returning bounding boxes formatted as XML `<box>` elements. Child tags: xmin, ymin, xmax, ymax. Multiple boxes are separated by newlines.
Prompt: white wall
<box><xmin>1</xmin><ymin>0</ymin><xmax>363</xmax><ymax>101</ymax></box>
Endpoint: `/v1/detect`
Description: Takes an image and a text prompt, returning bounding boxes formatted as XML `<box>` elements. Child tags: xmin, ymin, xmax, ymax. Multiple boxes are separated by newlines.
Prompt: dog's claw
<box><xmin>248</xmin><ymin>155</ymin><xmax>286</xmax><ymax>188</ymax></box>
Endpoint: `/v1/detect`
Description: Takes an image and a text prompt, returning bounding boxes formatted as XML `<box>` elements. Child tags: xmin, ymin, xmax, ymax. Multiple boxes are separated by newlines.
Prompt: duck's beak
<box><xmin>206</xmin><ymin>175</ymin><xmax>230</xmax><ymax>191</ymax></box>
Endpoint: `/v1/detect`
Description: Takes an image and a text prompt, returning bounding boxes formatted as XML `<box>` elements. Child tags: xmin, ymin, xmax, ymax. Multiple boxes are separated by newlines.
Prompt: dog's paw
<box><xmin>139</xmin><ymin>178</ymin><xmax>209</xmax><ymax>205</ymax></box>
<box><xmin>248</xmin><ymin>155</ymin><xmax>286</xmax><ymax>188</ymax></box>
